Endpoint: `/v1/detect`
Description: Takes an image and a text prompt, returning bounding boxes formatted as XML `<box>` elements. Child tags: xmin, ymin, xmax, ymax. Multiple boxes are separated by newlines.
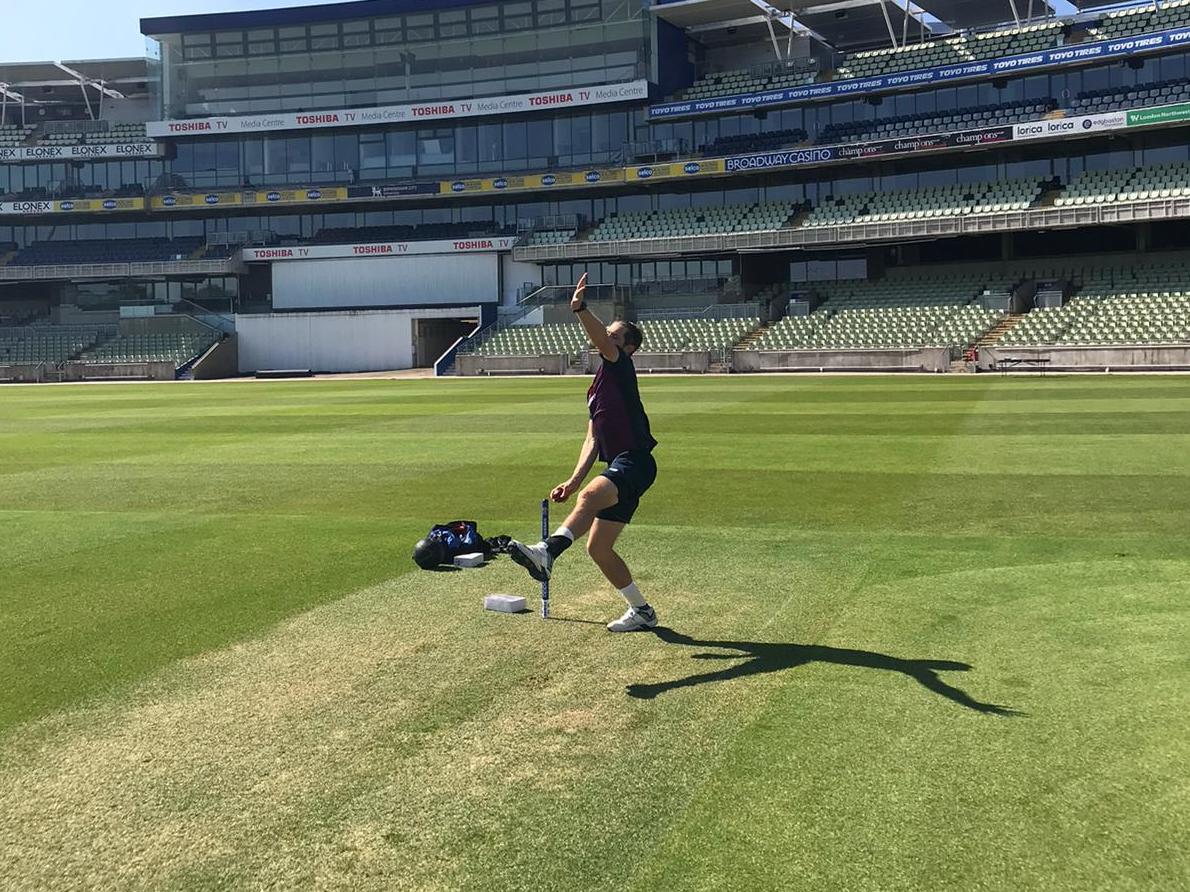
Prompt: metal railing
<box><xmin>512</xmin><ymin>197</ymin><xmax>1190</xmax><ymax>263</ymax></box>
<box><xmin>0</xmin><ymin>258</ymin><xmax>244</xmax><ymax>281</ymax></box>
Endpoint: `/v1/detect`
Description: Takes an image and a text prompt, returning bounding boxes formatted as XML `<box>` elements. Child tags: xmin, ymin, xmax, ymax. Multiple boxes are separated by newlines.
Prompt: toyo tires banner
<box><xmin>650</xmin><ymin>27</ymin><xmax>1190</xmax><ymax>119</ymax></box>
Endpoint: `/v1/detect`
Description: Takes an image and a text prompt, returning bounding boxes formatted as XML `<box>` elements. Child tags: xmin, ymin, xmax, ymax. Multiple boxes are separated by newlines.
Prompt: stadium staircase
<box><xmin>975</xmin><ymin>314</ymin><xmax>1025</xmax><ymax>352</ymax></box>
<box><xmin>734</xmin><ymin>322</ymin><xmax>771</xmax><ymax>351</ymax></box>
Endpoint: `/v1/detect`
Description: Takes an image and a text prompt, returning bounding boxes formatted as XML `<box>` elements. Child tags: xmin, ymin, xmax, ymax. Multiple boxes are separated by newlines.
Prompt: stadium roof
<box><xmin>794</xmin><ymin>1</ymin><xmax>934</xmax><ymax>48</ymax></box>
<box><xmin>652</xmin><ymin>0</ymin><xmax>940</xmax><ymax>50</ymax></box>
<box><xmin>912</xmin><ymin>0</ymin><xmax>1059</xmax><ymax>29</ymax></box>
<box><xmin>141</xmin><ymin>0</ymin><xmax>487</xmax><ymax>36</ymax></box>
<box><xmin>0</xmin><ymin>59</ymin><xmax>147</xmax><ymax>88</ymax></box>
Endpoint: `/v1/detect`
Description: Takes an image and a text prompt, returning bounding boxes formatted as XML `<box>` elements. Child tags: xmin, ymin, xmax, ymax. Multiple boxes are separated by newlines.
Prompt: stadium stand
<box><xmin>523</xmin><ymin>229</ymin><xmax>577</xmax><ymax>246</ymax></box>
<box><xmin>999</xmin><ymin>258</ymin><xmax>1190</xmax><ymax>346</ymax></box>
<box><xmin>9</xmin><ymin>239</ymin><xmax>205</xmax><ymax>266</ymax></box>
<box><xmin>1056</xmin><ymin>161</ymin><xmax>1190</xmax><ymax>207</ymax></box>
<box><xmin>1069</xmin><ymin>77</ymin><xmax>1190</xmax><ymax>116</ymax></box>
<box><xmin>1091</xmin><ymin>0</ymin><xmax>1190</xmax><ymax>40</ymax></box>
<box><xmin>803</xmin><ymin>179</ymin><xmax>1045</xmax><ymax>227</ymax></box>
<box><xmin>471</xmin><ymin>322</ymin><xmax>589</xmax><ymax>357</ymax></box>
<box><xmin>589</xmin><ymin>203</ymin><xmax>796</xmax><ymax>241</ymax></box>
<box><xmin>700</xmin><ymin>129</ymin><xmax>808</xmax><ymax>155</ymax></box>
<box><xmin>751</xmin><ymin>271</ymin><xmax>1004</xmax><ymax>350</ymax></box>
<box><xmin>835</xmin><ymin>22</ymin><xmax>1063</xmax><ymax>80</ymax></box>
<box><xmin>0</xmin><ymin>325</ymin><xmax>111</xmax><ymax>364</ymax></box>
<box><xmin>0</xmin><ymin>124</ymin><xmax>35</xmax><ymax>147</ymax></box>
<box><xmin>636</xmin><ymin>317</ymin><xmax>757</xmax><ymax>351</ymax></box>
<box><xmin>819</xmin><ymin>100</ymin><xmax>1056</xmax><ymax>144</ymax></box>
<box><xmin>36</xmin><ymin>123</ymin><xmax>149</xmax><ymax>146</ymax></box>
<box><xmin>678</xmin><ymin>62</ymin><xmax>818</xmax><ymax>102</ymax></box>
<box><xmin>82</xmin><ymin>326</ymin><xmax>218</xmax><ymax>365</ymax></box>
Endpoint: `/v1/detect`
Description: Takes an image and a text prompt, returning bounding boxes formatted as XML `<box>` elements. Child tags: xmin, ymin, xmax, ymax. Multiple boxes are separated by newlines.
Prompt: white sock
<box><xmin>618</xmin><ymin>581</ymin><xmax>647</xmax><ymax>609</ymax></box>
<box><xmin>552</xmin><ymin>526</ymin><xmax>575</xmax><ymax>543</ymax></box>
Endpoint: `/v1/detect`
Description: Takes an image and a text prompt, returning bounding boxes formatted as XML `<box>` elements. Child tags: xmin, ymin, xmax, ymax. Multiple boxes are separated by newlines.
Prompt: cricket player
<box><xmin>509</xmin><ymin>273</ymin><xmax>659</xmax><ymax>631</ymax></box>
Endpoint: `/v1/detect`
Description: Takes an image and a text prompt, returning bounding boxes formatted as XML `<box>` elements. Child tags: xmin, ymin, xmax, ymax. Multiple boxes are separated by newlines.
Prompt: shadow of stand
<box><xmin>629</xmin><ymin>627</ymin><xmax>1022</xmax><ymax>716</ymax></box>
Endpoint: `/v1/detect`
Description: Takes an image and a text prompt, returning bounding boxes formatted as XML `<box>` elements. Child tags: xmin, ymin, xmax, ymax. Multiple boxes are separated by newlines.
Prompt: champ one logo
<box><xmin>541</xmin><ymin>175</ymin><xmax>557</xmax><ymax>186</ymax></box>
<box><xmin>266</xmin><ymin>191</ymin><xmax>282</xmax><ymax>202</ymax></box>
<box><xmin>585</xmin><ymin>171</ymin><xmax>601</xmax><ymax>183</ymax></box>
<box><xmin>493</xmin><ymin>178</ymin><xmax>508</xmax><ymax>189</ymax></box>
<box><xmin>683</xmin><ymin>162</ymin><xmax>701</xmax><ymax>175</ymax></box>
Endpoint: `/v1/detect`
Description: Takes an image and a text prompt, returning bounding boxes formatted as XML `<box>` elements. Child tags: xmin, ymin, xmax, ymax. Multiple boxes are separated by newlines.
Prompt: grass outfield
<box><xmin>1</xmin><ymin>375</ymin><xmax>1187</xmax><ymax>891</ymax></box>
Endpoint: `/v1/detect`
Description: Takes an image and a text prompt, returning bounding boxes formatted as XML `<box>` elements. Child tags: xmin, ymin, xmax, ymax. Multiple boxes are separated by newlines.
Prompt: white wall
<box><xmin>272</xmin><ymin>254</ymin><xmax>499</xmax><ymax>310</ymax></box>
<box><xmin>502</xmin><ymin>258</ymin><xmax>542</xmax><ymax>306</ymax></box>
<box><xmin>235</xmin><ymin>307</ymin><xmax>480</xmax><ymax>373</ymax></box>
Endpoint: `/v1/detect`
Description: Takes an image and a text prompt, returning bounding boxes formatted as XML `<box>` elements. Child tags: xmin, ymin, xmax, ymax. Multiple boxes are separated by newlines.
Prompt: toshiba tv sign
<box><xmin>149</xmin><ymin>81</ymin><xmax>648</xmax><ymax>137</ymax></box>
<box><xmin>242</xmin><ymin>238</ymin><xmax>516</xmax><ymax>262</ymax></box>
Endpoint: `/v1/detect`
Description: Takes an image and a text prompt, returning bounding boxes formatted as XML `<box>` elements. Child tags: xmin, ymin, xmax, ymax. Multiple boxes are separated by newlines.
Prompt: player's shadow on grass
<box><xmin>629</xmin><ymin>627</ymin><xmax>1021</xmax><ymax>716</ymax></box>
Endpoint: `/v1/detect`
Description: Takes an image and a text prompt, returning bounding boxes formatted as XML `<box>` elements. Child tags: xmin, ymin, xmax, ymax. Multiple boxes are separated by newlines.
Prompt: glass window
<box><xmin>472</xmin><ymin>6</ymin><xmax>499</xmax><ymax>34</ymax></box>
<box><xmin>360</xmin><ymin>132</ymin><xmax>386</xmax><ymax>169</ymax></box>
<box><xmin>343</xmin><ymin>21</ymin><xmax>372</xmax><ymax>48</ymax></box>
<box><xmin>335</xmin><ymin>134</ymin><xmax>358</xmax><ymax>175</ymax></box>
<box><xmin>287</xmin><ymin>137</ymin><xmax>311</xmax><ymax>174</ymax></box>
<box><xmin>312</xmin><ymin>135</ymin><xmax>335</xmax><ymax>174</ymax></box>
<box><xmin>504</xmin><ymin>3</ymin><xmax>533</xmax><ymax>30</ymax></box>
<box><xmin>503</xmin><ymin>120</ymin><xmax>528</xmax><ymax>161</ymax></box>
<box><xmin>478</xmin><ymin>123</ymin><xmax>502</xmax><ymax>163</ymax></box>
<box><xmin>279</xmin><ymin>26</ymin><xmax>307</xmax><ymax>53</ymax></box>
<box><xmin>419</xmin><ymin>128</ymin><xmax>455</xmax><ymax>165</ymax></box>
<box><xmin>388</xmin><ymin>130</ymin><xmax>417</xmax><ymax>167</ymax></box>
<box><xmin>437</xmin><ymin>10</ymin><xmax>468</xmax><ymax>38</ymax></box>
<box><xmin>571</xmin><ymin>0</ymin><xmax>601</xmax><ymax>23</ymax></box>
<box><xmin>406</xmin><ymin>14</ymin><xmax>434</xmax><ymax>41</ymax></box>
<box><xmin>456</xmin><ymin>126</ymin><xmax>478</xmax><ymax>164</ymax></box>
<box><xmin>310</xmin><ymin>24</ymin><xmax>339</xmax><ymax>50</ymax></box>
<box><xmin>244</xmin><ymin>140</ymin><xmax>264</xmax><ymax>179</ymax></box>
<box><xmin>538</xmin><ymin>0</ymin><xmax>567</xmax><ymax>27</ymax></box>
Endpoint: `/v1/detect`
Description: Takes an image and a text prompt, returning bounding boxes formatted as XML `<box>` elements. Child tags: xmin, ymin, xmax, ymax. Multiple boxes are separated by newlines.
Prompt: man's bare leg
<box><xmin>589</xmin><ymin>518</ymin><xmax>657</xmax><ymax>631</ymax></box>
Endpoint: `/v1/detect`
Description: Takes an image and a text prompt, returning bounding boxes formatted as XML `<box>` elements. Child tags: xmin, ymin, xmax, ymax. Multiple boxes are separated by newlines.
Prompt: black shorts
<box><xmin>596</xmin><ymin>450</ymin><xmax>657</xmax><ymax>525</ymax></box>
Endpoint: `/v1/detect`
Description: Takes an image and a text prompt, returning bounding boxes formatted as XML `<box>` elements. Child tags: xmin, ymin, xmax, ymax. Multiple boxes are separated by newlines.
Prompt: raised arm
<box><xmin>570</xmin><ymin>273</ymin><xmax>618</xmax><ymax>361</ymax></box>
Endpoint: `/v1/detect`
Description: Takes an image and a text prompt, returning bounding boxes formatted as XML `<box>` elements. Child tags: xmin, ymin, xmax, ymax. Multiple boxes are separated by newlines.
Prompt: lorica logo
<box><xmin>306</xmin><ymin>189</ymin><xmax>322</xmax><ymax>200</ymax></box>
<box><xmin>102</xmin><ymin>199</ymin><xmax>117</xmax><ymax>210</ymax></box>
<box><xmin>204</xmin><ymin>194</ymin><xmax>219</xmax><ymax>205</ymax></box>
<box><xmin>451</xmin><ymin>181</ymin><xmax>466</xmax><ymax>192</ymax></box>
<box><xmin>636</xmin><ymin>166</ymin><xmax>653</xmax><ymax>179</ymax></box>
<box><xmin>266</xmin><ymin>191</ymin><xmax>282</xmax><ymax>202</ymax></box>
<box><xmin>683</xmin><ymin>162</ymin><xmax>701</xmax><ymax>174</ymax></box>
<box><xmin>493</xmin><ymin>178</ymin><xmax>508</xmax><ymax>189</ymax></box>
<box><xmin>541</xmin><ymin>175</ymin><xmax>557</xmax><ymax>186</ymax></box>
<box><xmin>585</xmin><ymin>171</ymin><xmax>601</xmax><ymax>183</ymax></box>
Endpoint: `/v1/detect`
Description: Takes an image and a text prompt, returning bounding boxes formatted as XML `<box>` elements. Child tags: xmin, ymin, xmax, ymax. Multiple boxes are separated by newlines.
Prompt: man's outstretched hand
<box><xmin>570</xmin><ymin>272</ymin><xmax>588</xmax><ymax>312</ymax></box>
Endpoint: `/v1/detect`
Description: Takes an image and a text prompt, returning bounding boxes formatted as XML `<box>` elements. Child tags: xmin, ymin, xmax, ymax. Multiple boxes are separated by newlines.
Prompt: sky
<box><xmin>0</xmin><ymin>0</ymin><xmax>340</xmax><ymax>64</ymax></box>
<box><xmin>0</xmin><ymin>0</ymin><xmax>1103</xmax><ymax>65</ymax></box>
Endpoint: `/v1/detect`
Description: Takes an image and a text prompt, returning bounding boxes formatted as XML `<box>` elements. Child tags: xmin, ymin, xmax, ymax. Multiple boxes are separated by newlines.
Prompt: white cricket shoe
<box><xmin>509</xmin><ymin>540</ymin><xmax>553</xmax><ymax>582</ymax></box>
<box><xmin>607</xmin><ymin>606</ymin><xmax>657</xmax><ymax>632</ymax></box>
